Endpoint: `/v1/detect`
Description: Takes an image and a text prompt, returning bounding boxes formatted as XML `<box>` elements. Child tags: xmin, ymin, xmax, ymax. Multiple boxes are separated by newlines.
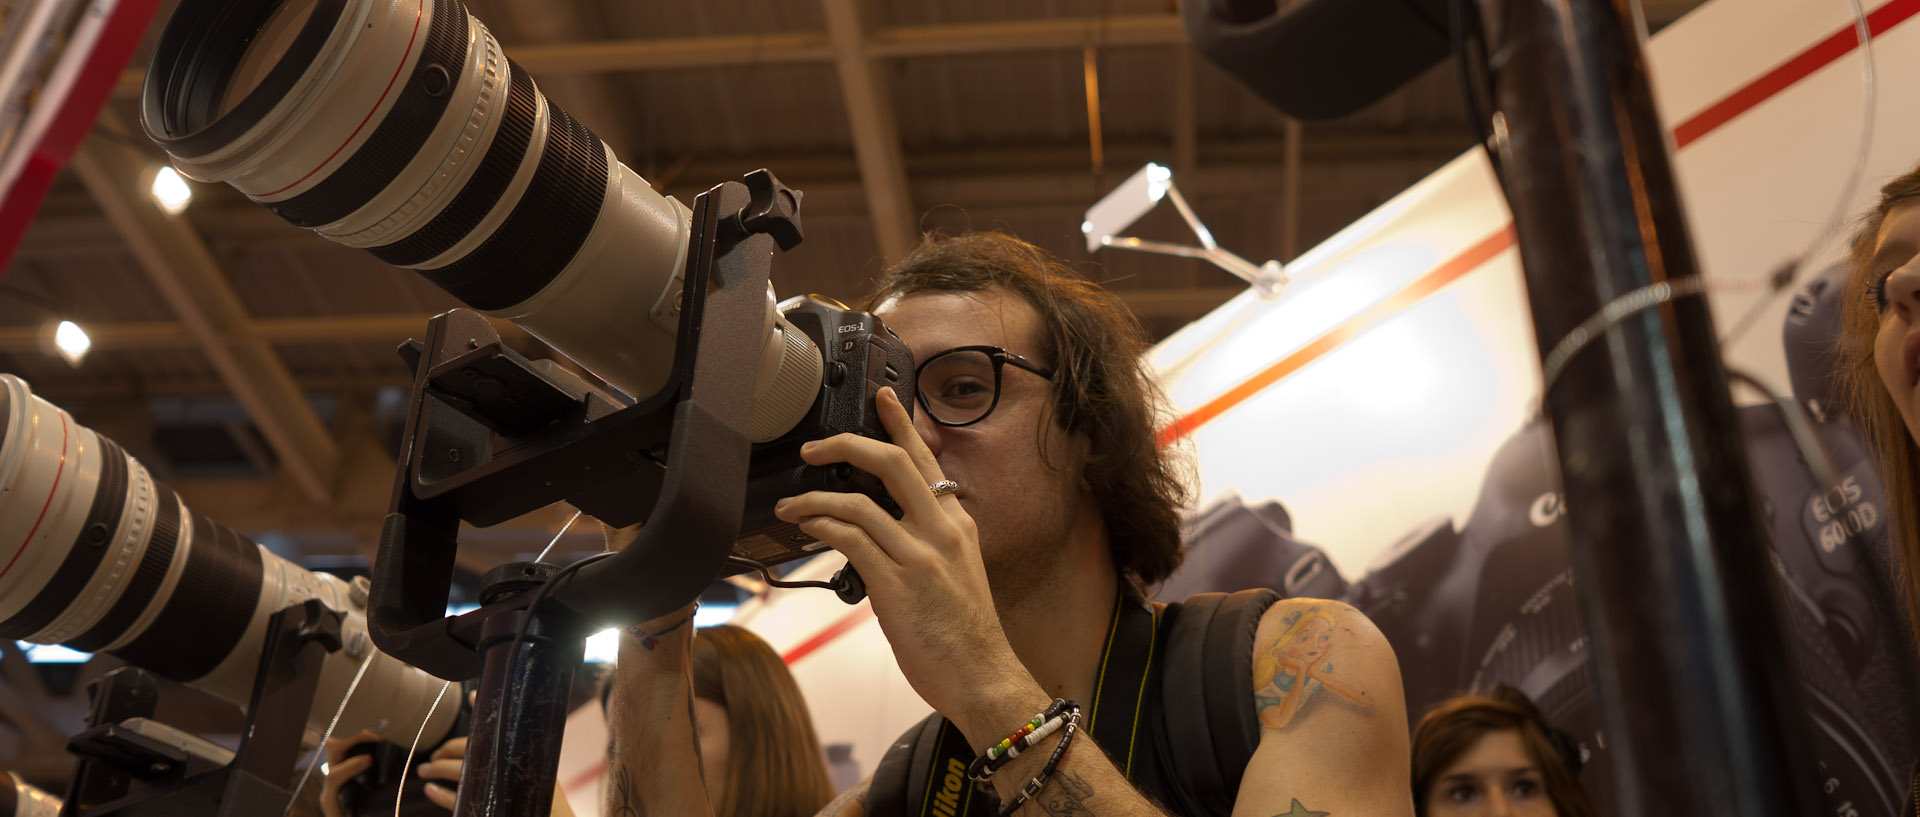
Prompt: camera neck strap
<box><xmin>876</xmin><ymin>589</ymin><xmax>1160</xmax><ymax>817</ymax></box>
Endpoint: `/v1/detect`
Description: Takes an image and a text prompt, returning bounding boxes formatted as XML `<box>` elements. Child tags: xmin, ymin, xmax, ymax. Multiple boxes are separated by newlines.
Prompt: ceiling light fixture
<box><xmin>52</xmin><ymin>319</ymin><xmax>91</xmax><ymax>366</ymax></box>
<box><xmin>149</xmin><ymin>165</ymin><xmax>192</xmax><ymax>214</ymax></box>
<box><xmin>1082</xmin><ymin>163</ymin><xmax>1287</xmax><ymax>298</ymax></box>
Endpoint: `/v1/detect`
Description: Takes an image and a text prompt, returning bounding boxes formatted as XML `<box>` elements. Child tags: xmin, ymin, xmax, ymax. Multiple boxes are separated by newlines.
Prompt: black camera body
<box><xmin>734</xmin><ymin>295</ymin><xmax>915</xmax><ymax>566</ymax></box>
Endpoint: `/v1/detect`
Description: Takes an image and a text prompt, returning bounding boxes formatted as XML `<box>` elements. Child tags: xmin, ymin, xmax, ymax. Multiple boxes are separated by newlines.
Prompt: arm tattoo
<box><xmin>1275</xmin><ymin>799</ymin><xmax>1329</xmax><ymax>817</ymax></box>
<box><xmin>608</xmin><ymin>765</ymin><xmax>646</xmax><ymax>817</ymax></box>
<box><xmin>1035</xmin><ymin>770</ymin><xmax>1095</xmax><ymax>816</ymax></box>
<box><xmin>1252</xmin><ymin>607</ymin><xmax>1371</xmax><ymax>731</ymax></box>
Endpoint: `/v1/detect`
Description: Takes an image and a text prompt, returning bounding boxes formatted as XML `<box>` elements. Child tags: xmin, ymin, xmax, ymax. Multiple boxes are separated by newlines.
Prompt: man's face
<box><xmin>874</xmin><ymin>288</ymin><xmax>1093</xmax><ymax>596</ymax></box>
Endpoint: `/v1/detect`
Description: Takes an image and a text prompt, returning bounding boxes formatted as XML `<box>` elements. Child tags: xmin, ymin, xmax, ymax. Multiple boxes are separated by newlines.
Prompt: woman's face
<box><xmin>1869</xmin><ymin>201</ymin><xmax>1920</xmax><ymax>437</ymax></box>
<box><xmin>692</xmin><ymin>697</ymin><xmax>730</xmax><ymax>793</ymax></box>
<box><xmin>1425</xmin><ymin>729</ymin><xmax>1558</xmax><ymax>817</ymax></box>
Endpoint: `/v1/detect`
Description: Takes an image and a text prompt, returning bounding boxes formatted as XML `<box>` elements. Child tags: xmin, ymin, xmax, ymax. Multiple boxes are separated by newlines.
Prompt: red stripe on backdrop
<box><xmin>1673</xmin><ymin>0</ymin><xmax>1919</xmax><ymax>148</ymax></box>
<box><xmin>782</xmin><ymin>606</ymin><xmax>876</xmax><ymax>665</ymax></box>
<box><xmin>1154</xmin><ymin>0</ymin><xmax>1920</xmax><ymax>445</ymax></box>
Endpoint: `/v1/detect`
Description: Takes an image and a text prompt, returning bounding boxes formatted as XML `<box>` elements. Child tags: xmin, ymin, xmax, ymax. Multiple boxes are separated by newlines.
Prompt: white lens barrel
<box><xmin>143</xmin><ymin>0</ymin><xmax>826</xmax><ymax>442</ymax></box>
<box><xmin>0</xmin><ymin>375</ymin><xmax>456</xmax><ymax>748</ymax></box>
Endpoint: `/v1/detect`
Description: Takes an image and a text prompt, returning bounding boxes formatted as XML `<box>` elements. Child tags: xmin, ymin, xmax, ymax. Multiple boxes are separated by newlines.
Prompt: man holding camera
<box><xmin>606</xmin><ymin>232</ymin><xmax>1412</xmax><ymax>817</ymax></box>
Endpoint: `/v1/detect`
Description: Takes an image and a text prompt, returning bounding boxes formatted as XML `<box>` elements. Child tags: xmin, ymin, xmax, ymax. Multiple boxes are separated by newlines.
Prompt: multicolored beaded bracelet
<box><xmin>967</xmin><ymin>699</ymin><xmax>1078</xmax><ymax>782</ymax></box>
<box><xmin>994</xmin><ymin>712</ymin><xmax>1081</xmax><ymax>817</ymax></box>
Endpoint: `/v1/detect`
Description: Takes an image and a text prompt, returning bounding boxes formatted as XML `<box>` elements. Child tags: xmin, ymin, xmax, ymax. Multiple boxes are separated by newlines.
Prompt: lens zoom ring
<box><xmin>266</xmin><ymin>0</ymin><xmax>470</xmax><ymax>228</ymax></box>
<box><xmin>109</xmin><ymin>513</ymin><xmax>262</xmax><ymax>683</ymax></box>
<box><xmin>370</xmin><ymin>59</ymin><xmax>538</xmax><ymax>267</ymax></box>
<box><xmin>418</xmin><ymin>93</ymin><xmax>609</xmax><ymax>311</ymax></box>
<box><xmin>0</xmin><ymin>436</ymin><xmax>128</xmax><ymax>640</ymax></box>
<box><xmin>68</xmin><ymin>483</ymin><xmax>182</xmax><ymax>653</ymax></box>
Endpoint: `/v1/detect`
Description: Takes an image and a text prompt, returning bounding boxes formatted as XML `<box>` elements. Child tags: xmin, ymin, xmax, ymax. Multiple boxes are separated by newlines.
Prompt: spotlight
<box><xmin>1083</xmin><ymin>162</ymin><xmax>1286</xmax><ymax>298</ymax></box>
<box><xmin>50</xmin><ymin>319</ymin><xmax>90</xmax><ymax>366</ymax></box>
<box><xmin>148</xmin><ymin>165</ymin><xmax>191</xmax><ymax>215</ymax></box>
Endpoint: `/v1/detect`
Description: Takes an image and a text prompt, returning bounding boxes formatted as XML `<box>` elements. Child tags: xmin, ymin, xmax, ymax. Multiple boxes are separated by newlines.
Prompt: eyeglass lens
<box><xmin>918</xmin><ymin>349</ymin><xmax>1000</xmax><ymax>425</ymax></box>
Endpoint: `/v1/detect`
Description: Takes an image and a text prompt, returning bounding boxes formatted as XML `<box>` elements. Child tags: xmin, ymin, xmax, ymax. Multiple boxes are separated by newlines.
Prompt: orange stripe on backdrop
<box><xmin>1155</xmin><ymin>0</ymin><xmax>1920</xmax><ymax>445</ymax></box>
<box><xmin>1156</xmin><ymin>227</ymin><xmax>1515</xmax><ymax>447</ymax></box>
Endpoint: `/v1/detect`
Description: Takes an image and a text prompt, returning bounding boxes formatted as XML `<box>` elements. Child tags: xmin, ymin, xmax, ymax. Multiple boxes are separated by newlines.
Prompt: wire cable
<box><xmin>726</xmin><ymin>554</ymin><xmax>840</xmax><ymax>591</ymax></box>
<box><xmin>395</xmin><ymin>681</ymin><xmax>453</xmax><ymax>817</ymax></box>
<box><xmin>1718</xmin><ymin>0</ymin><xmax>1876</xmax><ymax>349</ymax></box>
<box><xmin>534</xmin><ymin>510</ymin><xmax>582</xmax><ymax>564</ymax></box>
<box><xmin>284</xmin><ymin>650</ymin><xmax>375</xmax><ymax>816</ymax></box>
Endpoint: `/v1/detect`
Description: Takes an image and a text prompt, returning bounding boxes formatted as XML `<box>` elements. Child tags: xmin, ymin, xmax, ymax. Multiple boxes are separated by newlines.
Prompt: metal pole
<box><xmin>1477</xmin><ymin>0</ymin><xmax>1825</xmax><ymax>814</ymax></box>
<box><xmin>456</xmin><ymin>564</ymin><xmax>583</xmax><ymax>817</ymax></box>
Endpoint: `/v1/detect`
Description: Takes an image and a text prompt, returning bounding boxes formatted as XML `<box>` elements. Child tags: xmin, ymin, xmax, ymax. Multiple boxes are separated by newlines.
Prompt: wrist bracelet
<box><xmin>994</xmin><ymin>712</ymin><xmax>1080</xmax><ymax>817</ymax></box>
<box><xmin>626</xmin><ymin>605</ymin><xmax>697</xmax><ymax>651</ymax></box>
<box><xmin>968</xmin><ymin>699</ymin><xmax>1078</xmax><ymax>782</ymax></box>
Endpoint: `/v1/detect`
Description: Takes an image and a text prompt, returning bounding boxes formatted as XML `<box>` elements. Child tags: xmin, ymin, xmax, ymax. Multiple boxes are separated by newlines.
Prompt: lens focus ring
<box><xmin>264</xmin><ymin>0</ymin><xmax>469</xmax><ymax>228</ymax></box>
<box><xmin>418</xmin><ymin>93</ymin><xmax>610</xmax><ymax>310</ymax></box>
<box><xmin>369</xmin><ymin>58</ymin><xmax>537</xmax><ymax>267</ymax></box>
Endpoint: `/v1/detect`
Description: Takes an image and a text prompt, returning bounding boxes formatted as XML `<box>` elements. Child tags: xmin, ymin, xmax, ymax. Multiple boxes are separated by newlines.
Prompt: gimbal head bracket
<box><xmin>368</xmin><ymin>170</ymin><xmax>804</xmax><ymax>681</ymax></box>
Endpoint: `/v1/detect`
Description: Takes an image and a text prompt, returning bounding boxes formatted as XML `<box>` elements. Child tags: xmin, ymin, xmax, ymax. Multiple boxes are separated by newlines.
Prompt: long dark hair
<box><xmin>1411</xmin><ymin>691</ymin><xmax>1597</xmax><ymax>817</ymax></box>
<box><xmin>1838</xmin><ymin>161</ymin><xmax>1920</xmax><ymax>648</ymax></box>
<box><xmin>863</xmin><ymin>231</ymin><xmax>1190</xmax><ymax>586</ymax></box>
<box><xmin>689</xmin><ymin>625</ymin><xmax>834</xmax><ymax>817</ymax></box>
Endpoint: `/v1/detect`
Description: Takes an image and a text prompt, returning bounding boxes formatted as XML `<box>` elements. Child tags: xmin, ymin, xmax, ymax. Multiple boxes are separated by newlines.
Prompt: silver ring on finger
<box><xmin>928</xmin><ymin>479</ymin><xmax>960</xmax><ymax>498</ymax></box>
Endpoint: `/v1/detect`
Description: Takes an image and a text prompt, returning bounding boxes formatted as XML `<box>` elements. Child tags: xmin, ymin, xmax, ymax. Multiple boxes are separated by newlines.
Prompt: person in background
<box><xmin>1410</xmin><ymin>688</ymin><xmax>1597</xmax><ymax>817</ymax></box>
<box><xmin>1836</xmin><ymin>158</ymin><xmax>1920</xmax><ymax>816</ymax></box>
<box><xmin>318</xmin><ymin>623</ymin><xmax>831</xmax><ymax>817</ymax></box>
<box><xmin>685</xmin><ymin>624</ymin><xmax>837</xmax><ymax>817</ymax></box>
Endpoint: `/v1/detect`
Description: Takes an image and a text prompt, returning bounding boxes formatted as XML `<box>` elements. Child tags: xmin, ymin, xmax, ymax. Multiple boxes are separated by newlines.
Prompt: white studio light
<box><xmin>1082</xmin><ymin>163</ymin><xmax>1171</xmax><ymax>252</ymax></box>
<box><xmin>149</xmin><ymin>165</ymin><xmax>192</xmax><ymax>214</ymax></box>
<box><xmin>1083</xmin><ymin>163</ymin><xmax>1285</xmax><ymax>297</ymax></box>
<box><xmin>52</xmin><ymin>320</ymin><xmax>91</xmax><ymax>366</ymax></box>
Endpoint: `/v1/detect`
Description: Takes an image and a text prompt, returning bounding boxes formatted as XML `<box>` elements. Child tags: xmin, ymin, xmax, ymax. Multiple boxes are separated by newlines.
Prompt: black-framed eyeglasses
<box><xmin>913</xmin><ymin>345</ymin><xmax>1055</xmax><ymax>427</ymax></box>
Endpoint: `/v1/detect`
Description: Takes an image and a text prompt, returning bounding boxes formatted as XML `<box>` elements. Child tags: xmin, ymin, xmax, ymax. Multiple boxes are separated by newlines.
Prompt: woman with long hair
<box><xmin>1838</xmin><ymin>161</ymin><xmax>1920</xmax><ymax>646</ymax></box>
<box><xmin>1410</xmin><ymin>689</ymin><xmax>1597</xmax><ymax>817</ymax></box>
<box><xmin>320</xmin><ymin>623</ymin><xmax>834</xmax><ymax>817</ymax></box>
<box><xmin>1835</xmin><ymin>159</ymin><xmax>1920</xmax><ymax>816</ymax></box>
<box><xmin>686</xmin><ymin>624</ymin><xmax>836</xmax><ymax>817</ymax></box>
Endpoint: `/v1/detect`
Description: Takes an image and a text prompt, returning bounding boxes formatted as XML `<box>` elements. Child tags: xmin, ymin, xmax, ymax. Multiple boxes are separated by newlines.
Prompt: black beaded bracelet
<box><xmin>968</xmin><ymin>699</ymin><xmax>1077</xmax><ymax>782</ymax></box>
<box><xmin>995</xmin><ymin>712</ymin><xmax>1080</xmax><ymax>817</ymax></box>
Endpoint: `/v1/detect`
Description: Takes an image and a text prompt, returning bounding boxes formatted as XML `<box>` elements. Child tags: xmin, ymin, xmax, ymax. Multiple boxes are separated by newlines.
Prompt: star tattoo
<box><xmin>1276</xmin><ymin>798</ymin><xmax>1329</xmax><ymax>817</ymax></box>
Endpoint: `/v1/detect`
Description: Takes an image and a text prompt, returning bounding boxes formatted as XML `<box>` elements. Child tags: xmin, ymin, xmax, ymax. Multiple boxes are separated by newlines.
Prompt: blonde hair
<box><xmin>1836</xmin><ymin>161</ymin><xmax>1920</xmax><ymax>648</ymax></box>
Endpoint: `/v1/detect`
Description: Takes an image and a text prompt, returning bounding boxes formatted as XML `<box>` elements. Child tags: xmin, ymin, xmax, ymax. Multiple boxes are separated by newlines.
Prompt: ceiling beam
<box><xmin>821</xmin><ymin>0</ymin><xmax>917</xmax><ymax>264</ymax></box>
<box><xmin>0</xmin><ymin>313</ymin><xmax>522</xmax><ymax>350</ymax></box>
<box><xmin>111</xmin><ymin>15</ymin><xmax>1192</xmax><ymax>98</ymax></box>
<box><xmin>109</xmin><ymin>1</ymin><xmax>1712</xmax><ymax>97</ymax></box>
<box><xmin>67</xmin><ymin>116</ymin><xmax>341</xmax><ymax>503</ymax></box>
<box><xmin>866</xmin><ymin>15</ymin><xmax>1186</xmax><ymax>58</ymax></box>
<box><xmin>0</xmin><ymin>287</ymin><xmax>1231</xmax><ymax>355</ymax></box>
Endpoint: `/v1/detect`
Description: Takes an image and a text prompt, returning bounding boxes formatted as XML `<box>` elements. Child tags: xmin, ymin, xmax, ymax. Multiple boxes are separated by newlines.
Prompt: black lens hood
<box><xmin>142</xmin><ymin>0</ymin><xmax>348</xmax><ymax>156</ymax></box>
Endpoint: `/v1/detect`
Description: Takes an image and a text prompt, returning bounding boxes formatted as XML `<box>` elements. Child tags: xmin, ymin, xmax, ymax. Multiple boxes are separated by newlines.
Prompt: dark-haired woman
<box><xmin>1410</xmin><ymin>690</ymin><xmax>1597</xmax><ymax>817</ymax></box>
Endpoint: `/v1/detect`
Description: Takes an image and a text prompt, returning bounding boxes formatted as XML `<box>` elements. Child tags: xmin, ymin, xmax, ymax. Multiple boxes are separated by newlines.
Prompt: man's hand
<box><xmin>318</xmin><ymin>730</ymin><xmax>381</xmax><ymax>817</ymax></box>
<box><xmin>772</xmin><ymin>387</ymin><xmax>1045</xmax><ymax>744</ymax></box>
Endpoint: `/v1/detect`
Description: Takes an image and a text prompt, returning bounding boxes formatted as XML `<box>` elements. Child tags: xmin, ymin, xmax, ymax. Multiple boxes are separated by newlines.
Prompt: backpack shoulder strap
<box><xmin>867</xmin><ymin>712</ymin><xmax>944</xmax><ymax>817</ymax></box>
<box><xmin>1155</xmin><ymin>587</ymin><xmax>1281</xmax><ymax>815</ymax></box>
<box><xmin>866</xmin><ymin>712</ymin><xmax>986</xmax><ymax>817</ymax></box>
